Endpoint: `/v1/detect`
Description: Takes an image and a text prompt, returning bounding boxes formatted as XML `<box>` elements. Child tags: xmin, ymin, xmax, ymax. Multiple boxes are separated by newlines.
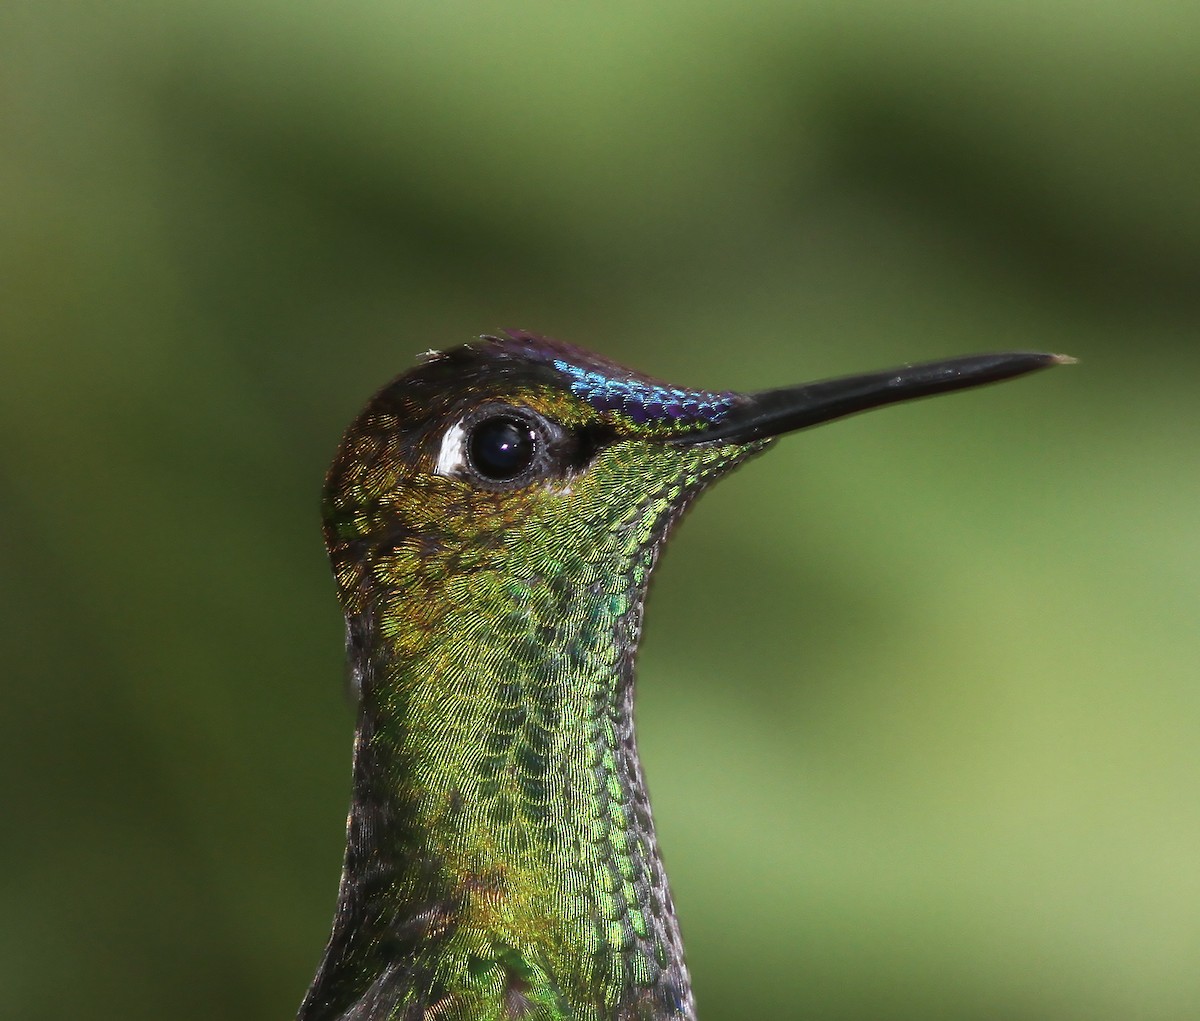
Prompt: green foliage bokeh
<box><xmin>3</xmin><ymin>3</ymin><xmax>1198</xmax><ymax>1019</ymax></box>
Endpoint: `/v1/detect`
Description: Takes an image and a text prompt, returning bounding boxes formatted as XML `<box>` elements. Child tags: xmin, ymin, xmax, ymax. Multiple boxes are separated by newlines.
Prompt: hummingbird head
<box><xmin>325</xmin><ymin>333</ymin><xmax>755</xmax><ymax>616</ymax></box>
<box><xmin>323</xmin><ymin>331</ymin><xmax>1066</xmax><ymax>627</ymax></box>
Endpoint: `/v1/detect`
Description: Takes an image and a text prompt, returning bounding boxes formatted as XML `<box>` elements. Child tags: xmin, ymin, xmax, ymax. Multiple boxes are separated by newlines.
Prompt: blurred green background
<box><xmin>3</xmin><ymin>2</ymin><xmax>1198</xmax><ymax>1019</ymax></box>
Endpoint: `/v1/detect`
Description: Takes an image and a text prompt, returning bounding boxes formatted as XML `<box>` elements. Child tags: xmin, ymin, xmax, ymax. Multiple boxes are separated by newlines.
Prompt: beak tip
<box><xmin>1050</xmin><ymin>353</ymin><xmax>1078</xmax><ymax>366</ymax></box>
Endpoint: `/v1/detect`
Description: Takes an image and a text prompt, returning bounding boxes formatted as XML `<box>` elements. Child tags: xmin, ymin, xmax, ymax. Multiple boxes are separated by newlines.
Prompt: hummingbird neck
<box><xmin>301</xmin><ymin>540</ymin><xmax>695</xmax><ymax>1020</ymax></box>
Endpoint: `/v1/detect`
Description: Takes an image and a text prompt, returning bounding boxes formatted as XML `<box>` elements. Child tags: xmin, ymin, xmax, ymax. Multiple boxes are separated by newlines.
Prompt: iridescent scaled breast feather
<box><xmin>298</xmin><ymin>331</ymin><xmax>1070</xmax><ymax>1021</ymax></box>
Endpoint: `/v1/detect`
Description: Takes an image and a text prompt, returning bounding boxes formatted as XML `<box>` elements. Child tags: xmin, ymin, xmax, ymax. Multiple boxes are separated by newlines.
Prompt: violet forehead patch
<box><xmin>550</xmin><ymin>358</ymin><xmax>737</xmax><ymax>425</ymax></box>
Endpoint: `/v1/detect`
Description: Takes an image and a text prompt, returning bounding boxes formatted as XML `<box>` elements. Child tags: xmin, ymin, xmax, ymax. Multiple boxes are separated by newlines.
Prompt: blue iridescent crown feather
<box><xmin>484</xmin><ymin>331</ymin><xmax>738</xmax><ymax>426</ymax></box>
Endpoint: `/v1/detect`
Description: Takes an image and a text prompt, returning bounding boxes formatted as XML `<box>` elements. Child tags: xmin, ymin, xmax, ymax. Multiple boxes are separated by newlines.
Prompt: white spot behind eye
<box><xmin>434</xmin><ymin>420</ymin><xmax>467</xmax><ymax>477</ymax></box>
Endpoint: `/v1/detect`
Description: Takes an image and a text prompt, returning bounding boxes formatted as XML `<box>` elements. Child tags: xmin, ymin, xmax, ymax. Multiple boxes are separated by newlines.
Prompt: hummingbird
<box><xmin>298</xmin><ymin>332</ymin><xmax>1068</xmax><ymax>1021</ymax></box>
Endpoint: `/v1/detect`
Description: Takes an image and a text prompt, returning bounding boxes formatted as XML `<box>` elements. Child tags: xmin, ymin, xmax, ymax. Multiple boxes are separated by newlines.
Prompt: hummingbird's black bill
<box><xmin>677</xmin><ymin>351</ymin><xmax>1073</xmax><ymax>446</ymax></box>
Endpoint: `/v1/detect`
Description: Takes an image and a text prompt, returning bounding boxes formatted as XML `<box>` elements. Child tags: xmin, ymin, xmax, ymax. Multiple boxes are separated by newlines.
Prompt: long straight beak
<box><xmin>676</xmin><ymin>352</ymin><xmax>1073</xmax><ymax>446</ymax></box>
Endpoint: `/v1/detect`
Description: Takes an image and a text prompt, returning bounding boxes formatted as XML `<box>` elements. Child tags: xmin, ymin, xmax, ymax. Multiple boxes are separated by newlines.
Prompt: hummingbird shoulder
<box><xmin>297</xmin><ymin>332</ymin><xmax>1068</xmax><ymax>1021</ymax></box>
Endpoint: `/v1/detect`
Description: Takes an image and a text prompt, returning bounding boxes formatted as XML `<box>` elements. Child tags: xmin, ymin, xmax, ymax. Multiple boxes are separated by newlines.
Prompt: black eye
<box><xmin>467</xmin><ymin>415</ymin><xmax>538</xmax><ymax>482</ymax></box>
